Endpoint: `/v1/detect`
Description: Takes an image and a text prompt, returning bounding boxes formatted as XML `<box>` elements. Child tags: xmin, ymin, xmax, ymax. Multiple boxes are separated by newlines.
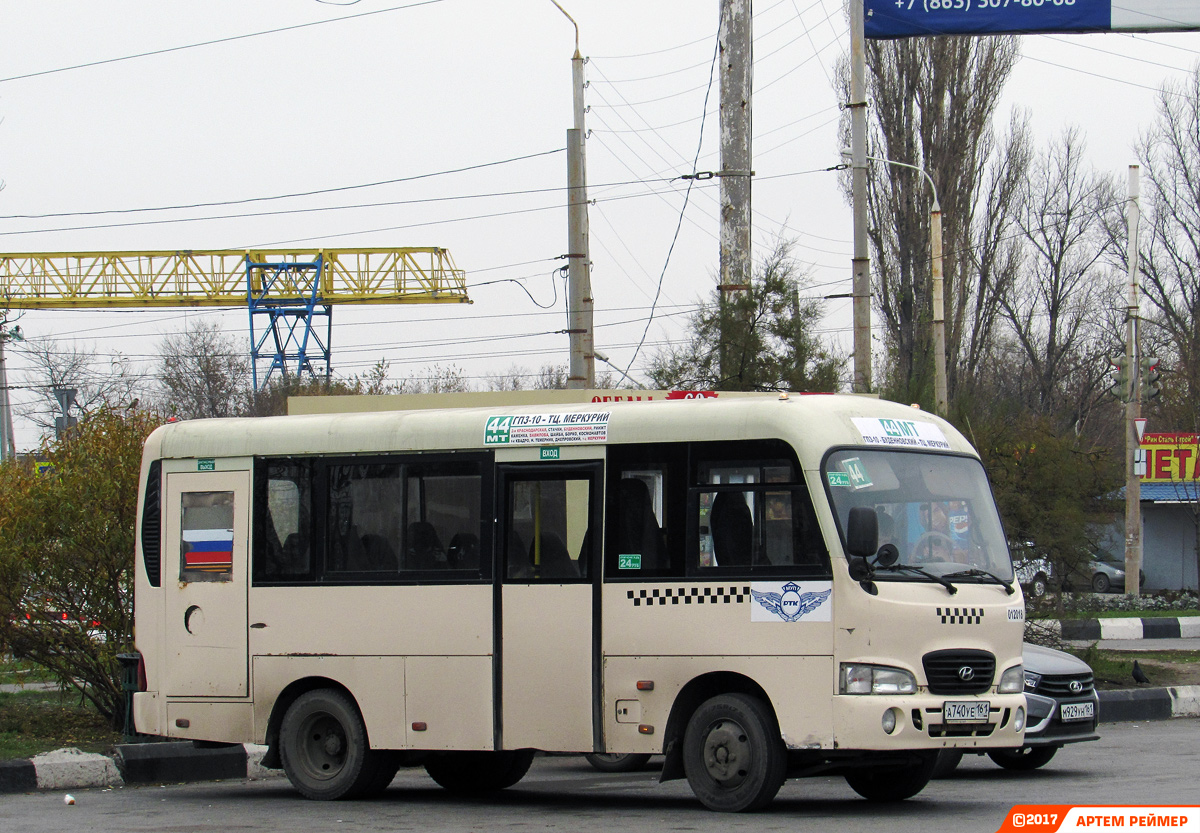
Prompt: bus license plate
<box><xmin>943</xmin><ymin>701</ymin><xmax>990</xmax><ymax>723</ymax></box>
<box><xmin>1060</xmin><ymin>701</ymin><xmax>1094</xmax><ymax>722</ymax></box>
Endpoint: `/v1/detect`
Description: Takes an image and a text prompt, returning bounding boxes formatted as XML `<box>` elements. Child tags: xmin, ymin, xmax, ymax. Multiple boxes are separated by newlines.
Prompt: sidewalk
<box><xmin>0</xmin><ymin>741</ymin><xmax>275</xmax><ymax>795</ymax></box>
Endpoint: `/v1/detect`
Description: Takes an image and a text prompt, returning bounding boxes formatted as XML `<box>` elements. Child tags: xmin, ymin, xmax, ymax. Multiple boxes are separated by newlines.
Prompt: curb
<box><xmin>0</xmin><ymin>742</ymin><xmax>276</xmax><ymax>795</ymax></box>
<box><xmin>1033</xmin><ymin>616</ymin><xmax>1200</xmax><ymax>640</ymax></box>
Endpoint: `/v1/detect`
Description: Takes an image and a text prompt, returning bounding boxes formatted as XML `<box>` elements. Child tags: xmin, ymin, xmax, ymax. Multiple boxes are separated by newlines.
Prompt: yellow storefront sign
<box><xmin>1141</xmin><ymin>433</ymin><xmax>1200</xmax><ymax>482</ymax></box>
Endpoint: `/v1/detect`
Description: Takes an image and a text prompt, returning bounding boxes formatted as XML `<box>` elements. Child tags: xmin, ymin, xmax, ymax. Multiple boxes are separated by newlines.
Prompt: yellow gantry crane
<box><xmin>0</xmin><ymin>247</ymin><xmax>470</xmax><ymax>388</ymax></box>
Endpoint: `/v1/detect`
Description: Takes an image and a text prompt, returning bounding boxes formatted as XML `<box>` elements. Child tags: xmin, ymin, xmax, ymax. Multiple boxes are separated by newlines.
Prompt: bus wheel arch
<box><xmin>262</xmin><ymin>677</ymin><xmax>359</xmax><ymax>772</ymax></box>
<box><xmin>278</xmin><ymin>684</ymin><xmax>400</xmax><ymax>800</ymax></box>
<box><xmin>660</xmin><ymin>672</ymin><xmax>777</xmax><ymax>784</ymax></box>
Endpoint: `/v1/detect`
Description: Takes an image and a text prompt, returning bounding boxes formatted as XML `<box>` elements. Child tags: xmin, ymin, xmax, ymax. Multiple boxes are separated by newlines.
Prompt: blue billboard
<box><xmin>865</xmin><ymin>0</ymin><xmax>1200</xmax><ymax>39</ymax></box>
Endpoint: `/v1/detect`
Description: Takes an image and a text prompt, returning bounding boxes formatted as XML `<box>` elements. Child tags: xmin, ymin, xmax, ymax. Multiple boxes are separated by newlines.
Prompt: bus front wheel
<box><xmin>280</xmin><ymin>689</ymin><xmax>378</xmax><ymax>800</ymax></box>
<box><xmin>424</xmin><ymin>749</ymin><xmax>536</xmax><ymax>793</ymax></box>
<box><xmin>682</xmin><ymin>693</ymin><xmax>786</xmax><ymax>812</ymax></box>
<box><xmin>844</xmin><ymin>752</ymin><xmax>937</xmax><ymax>801</ymax></box>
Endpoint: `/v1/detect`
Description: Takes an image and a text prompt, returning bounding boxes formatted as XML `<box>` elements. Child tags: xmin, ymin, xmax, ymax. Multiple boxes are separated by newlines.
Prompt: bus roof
<box><xmin>144</xmin><ymin>394</ymin><xmax>976</xmax><ymax>466</ymax></box>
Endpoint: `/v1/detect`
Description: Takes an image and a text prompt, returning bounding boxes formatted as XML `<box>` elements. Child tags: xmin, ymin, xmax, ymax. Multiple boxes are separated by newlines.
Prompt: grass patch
<box><xmin>1051</xmin><ymin>608</ymin><xmax>1200</xmax><ymax>620</ymax></box>
<box><xmin>0</xmin><ymin>689</ymin><xmax>120</xmax><ymax>761</ymax></box>
<box><xmin>0</xmin><ymin>661</ymin><xmax>55</xmax><ymax>687</ymax></box>
<box><xmin>1068</xmin><ymin>645</ymin><xmax>1200</xmax><ymax>690</ymax></box>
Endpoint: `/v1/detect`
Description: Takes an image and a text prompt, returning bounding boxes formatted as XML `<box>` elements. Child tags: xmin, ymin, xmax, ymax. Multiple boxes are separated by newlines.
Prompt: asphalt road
<box><xmin>2</xmin><ymin>719</ymin><xmax>1197</xmax><ymax>833</ymax></box>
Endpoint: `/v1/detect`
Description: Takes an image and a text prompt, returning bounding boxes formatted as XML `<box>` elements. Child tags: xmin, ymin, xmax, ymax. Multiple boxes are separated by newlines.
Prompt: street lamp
<box><xmin>841</xmin><ymin>150</ymin><xmax>947</xmax><ymax>417</ymax></box>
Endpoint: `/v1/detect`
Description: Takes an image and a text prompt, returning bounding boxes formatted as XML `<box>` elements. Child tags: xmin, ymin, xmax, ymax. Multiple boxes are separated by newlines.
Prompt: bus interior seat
<box><xmin>447</xmin><ymin>532</ymin><xmax>480</xmax><ymax>569</ymax></box>
<box><xmin>406</xmin><ymin>521</ymin><xmax>446</xmax><ymax>570</ymax></box>
<box><xmin>533</xmin><ymin>532</ymin><xmax>580</xmax><ymax>579</ymax></box>
<box><xmin>507</xmin><ymin>530</ymin><xmax>530</xmax><ymax>579</ymax></box>
<box><xmin>710</xmin><ymin>492</ymin><xmax>752</xmax><ymax>566</ymax></box>
<box><xmin>360</xmin><ymin>533</ymin><xmax>398</xmax><ymax>571</ymax></box>
<box><xmin>616</xmin><ymin>478</ymin><xmax>667</xmax><ymax>570</ymax></box>
<box><xmin>281</xmin><ymin>532</ymin><xmax>310</xmax><ymax>573</ymax></box>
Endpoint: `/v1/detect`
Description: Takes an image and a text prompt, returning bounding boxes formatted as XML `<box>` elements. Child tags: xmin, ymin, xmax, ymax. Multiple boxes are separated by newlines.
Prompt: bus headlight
<box><xmin>840</xmin><ymin>663</ymin><xmax>917</xmax><ymax>695</ymax></box>
<box><xmin>998</xmin><ymin>664</ymin><xmax>1024</xmax><ymax>694</ymax></box>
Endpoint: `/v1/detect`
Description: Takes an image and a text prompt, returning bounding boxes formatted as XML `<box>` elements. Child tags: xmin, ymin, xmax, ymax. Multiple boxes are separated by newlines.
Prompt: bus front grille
<box><xmin>923</xmin><ymin>649</ymin><xmax>995</xmax><ymax>695</ymax></box>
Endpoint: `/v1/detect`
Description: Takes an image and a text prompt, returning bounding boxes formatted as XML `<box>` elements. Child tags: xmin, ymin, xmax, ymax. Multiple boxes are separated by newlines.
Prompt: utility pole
<box><xmin>718</xmin><ymin>0</ymin><xmax>753</xmax><ymax>384</ymax></box>
<box><xmin>553</xmin><ymin>1</ymin><xmax>595</xmax><ymax>389</ymax></box>
<box><xmin>931</xmin><ymin>197</ymin><xmax>947</xmax><ymax>417</ymax></box>
<box><xmin>1125</xmin><ymin>165</ymin><xmax>1143</xmax><ymax>597</ymax></box>
<box><xmin>0</xmin><ymin>322</ymin><xmax>22</xmax><ymax>460</ymax></box>
<box><xmin>849</xmin><ymin>0</ymin><xmax>871</xmax><ymax>394</ymax></box>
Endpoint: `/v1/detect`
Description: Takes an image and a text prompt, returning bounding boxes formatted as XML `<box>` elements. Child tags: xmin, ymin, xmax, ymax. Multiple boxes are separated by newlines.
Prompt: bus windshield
<box><xmin>824</xmin><ymin>449</ymin><xmax>1014</xmax><ymax>583</ymax></box>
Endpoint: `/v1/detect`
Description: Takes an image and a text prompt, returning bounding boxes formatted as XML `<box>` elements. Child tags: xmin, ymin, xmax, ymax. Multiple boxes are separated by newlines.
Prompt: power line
<box><xmin>0</xmin><ymin>0</ymin><xmax>452</xmax><ymax>84</ymax></box>
<box><xmin>0</xmin><ymin>148</ymin><xmax>566</xmax><ymax>221</ymax></box>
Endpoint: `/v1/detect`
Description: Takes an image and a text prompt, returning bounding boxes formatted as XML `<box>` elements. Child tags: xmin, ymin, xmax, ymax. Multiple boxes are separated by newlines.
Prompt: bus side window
<box><xmin>405</xmin><ymin>465</ymin><xmax>484</xmax><ymax>574</ymax></box>
<box><xmin>327</xmin><ymin>463</ymin><xmax>402</xmax><ymax>574</ymax></box>
<box><xmin>505</xmin><ymin>476</ymin><xmax>591</xmax><ymax>582</ymax></box>
<box><xmin>180</xmin><ymin>490</ymin><xmax>235</xmax><ymax>583</ymax></box>
<box><xmin>254</xmin><ymin>460</ymin><xmax>314</xmax><ymax>583</ymax></box>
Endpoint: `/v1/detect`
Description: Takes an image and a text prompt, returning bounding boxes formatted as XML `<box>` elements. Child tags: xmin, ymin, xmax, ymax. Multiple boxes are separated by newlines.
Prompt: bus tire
<box><xmin>424</xmin><ymin>749</ymin><xmax>536</xmax><ymax>793</ymax></box>
<box><xmin>358</xmin><ymin>751</ymin><xmax>403</xmax><ymax>796</ymax></box>
<box><xmin>844</xmin><ymin>751</ymin><xmax>937</xmax><ymax>802</ymax></box>
<box><xmin>280</xmin><ymin>689</ymin><xmax>376</xmax><ymax>800</ymax></box>
<box><xmin>583</xmin><ymin>752</ymin><xmax>652</xmax><ymax>773</ymax></box>
<box><xmin>682</xmin><ymin>693</ymin><xmax>786</xmax><ymax>812</ymax></box>
<box><xmin>987</xmin><ymin>745</ymin><xmax>1057</xmax><ymax>771</ymax></box>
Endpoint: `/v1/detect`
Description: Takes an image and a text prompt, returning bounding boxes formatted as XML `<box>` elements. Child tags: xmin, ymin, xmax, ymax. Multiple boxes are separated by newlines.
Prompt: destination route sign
<box><xmin>864</xmin><ymin>0</ymin><xmax>1200</xmax><ymax>39</ymax></box>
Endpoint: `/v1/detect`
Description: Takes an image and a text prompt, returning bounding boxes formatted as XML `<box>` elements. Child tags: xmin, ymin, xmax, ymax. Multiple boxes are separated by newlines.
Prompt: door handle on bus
<box><xmin>250</xmin><ymin>622</ymin><xmax>268</xmax><ymax>629</ymax></box>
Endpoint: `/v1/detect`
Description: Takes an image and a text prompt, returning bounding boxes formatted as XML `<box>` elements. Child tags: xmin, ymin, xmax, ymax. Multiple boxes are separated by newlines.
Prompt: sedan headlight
<box><xmin>998</xmin><ymin>664</ymin><xmax>1025</xmax><ymax>694</ymax></box>
<box><xmin>840</xmin><ymin>663</ymin><xmax>917</xmax><ymax>695</ymax></box>
<box><xmin>1023</xmin><ymin>670</ymin><xmax>1042</xmax><ymax>692</ymax></box>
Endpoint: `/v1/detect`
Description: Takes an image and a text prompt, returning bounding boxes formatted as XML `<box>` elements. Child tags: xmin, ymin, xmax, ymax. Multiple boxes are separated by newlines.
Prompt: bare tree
<box><xmin>155</xmin><ymin>320</ymin><xmax>251</xmax><ymax>419</ymax></box>
<box><xmin>1134</xmin><ymin>66</ymin><xmax>1200</xmax><ymax>421</ymax></box>
<box><xmin>17</xmin><ymin>339</ymin><xmax>143</xmax><ymax>435</ymax></box>
<box><xmin>842</xmin><ymin>35</ymin><xmax>1025</xmax><ymax>404</ymax></box>
<box><xmin>1001</xmin><ymin>128</ymin><xmax>1122</xmax><ymax>425</ymax></box>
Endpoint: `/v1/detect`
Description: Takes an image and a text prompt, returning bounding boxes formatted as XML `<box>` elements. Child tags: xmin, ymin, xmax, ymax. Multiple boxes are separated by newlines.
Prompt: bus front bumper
<box><xmin>831</xmin><ymin>692</ymin><xmax>1027</xmax><ymax>751</ymax></box>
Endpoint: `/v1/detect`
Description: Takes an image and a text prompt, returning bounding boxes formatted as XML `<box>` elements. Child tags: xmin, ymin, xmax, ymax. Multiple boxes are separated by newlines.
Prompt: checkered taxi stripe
<box><xmin>628</xmin><ymin>586</ymin><xmax>751</xmax><ymax>606</ymax></box>
<box><xmin>937</xmin><ymin>607</ymin><xmax>984</xmax><ymax>624</ymax></box>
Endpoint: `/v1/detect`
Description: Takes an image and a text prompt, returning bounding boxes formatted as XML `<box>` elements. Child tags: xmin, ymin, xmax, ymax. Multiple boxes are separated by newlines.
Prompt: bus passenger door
<box><xmin>162</xmin><ymin>469</ymin><xmax>251</xmax><ymax>697</ymax></box>
<box><xmin>497</xmin><ymin>461</ymin><xmax>601</xmax><ymax>752</ymax></box>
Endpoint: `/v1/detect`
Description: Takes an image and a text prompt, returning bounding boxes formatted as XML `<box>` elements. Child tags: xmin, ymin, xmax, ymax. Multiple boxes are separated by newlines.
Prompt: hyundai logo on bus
<box><xmin>958</xmin><ymin>666</ymin><xmax>976</xmax><ymax>682</ymax></box>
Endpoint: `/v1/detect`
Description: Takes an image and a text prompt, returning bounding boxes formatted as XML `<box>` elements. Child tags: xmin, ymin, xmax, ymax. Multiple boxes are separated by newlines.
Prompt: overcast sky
<box><xmin>2</xmin><ymin>0</ymin><xmax>1199</xmax><ymax>450</ymax></box>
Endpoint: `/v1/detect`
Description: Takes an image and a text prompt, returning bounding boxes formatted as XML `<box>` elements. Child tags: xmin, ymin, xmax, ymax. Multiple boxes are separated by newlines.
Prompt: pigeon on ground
<box><xmin>1132</xmin><ymin>660</ymin><xmax>1151</xmax><ymax>685</ymax></box>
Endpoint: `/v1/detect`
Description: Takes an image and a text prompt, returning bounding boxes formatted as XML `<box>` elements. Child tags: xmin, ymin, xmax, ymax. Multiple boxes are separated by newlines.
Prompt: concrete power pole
<box><xmin>849</xmin><ymin>0</ymin><xmax>871</xmax><ymax>394</ymax></box>
<box><xmin>718</xmin><ymin>0</ymin><xmax>753</xmax><ymax>385</ymax></box>
<box><xmin>554</xmin><ymin>2</ymin><xmax>595</xmax><ymax>390</ymax></box>
<box><xmin>0</xmin><ymin>325</ymin><xmax>20</xmax><ymax>460</ymax></box>
<box><xmin>1125</xmin><ymin>165</ymin><xmax>1143</xmax><ymax>597</ymax></box>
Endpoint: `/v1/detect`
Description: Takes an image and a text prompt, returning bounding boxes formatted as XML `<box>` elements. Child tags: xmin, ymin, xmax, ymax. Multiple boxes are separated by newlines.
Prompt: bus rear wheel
<box><xmin>423</xmin><ymin>749</ymin><xmax>536</xmax><ymax>793</ymax></box>
<box><xmin>682</xmin><ymin>693</ymin><xmax>786</xmax><ymax>812</ymax></box>
<box><xmin>280</xmin><ymin>689</ymin><xmax>378</xmax><ymax>800</ymax></box>
<box><xmin>844</xmin><ymin>752</ymin><xmax>937</xmax><ymax>801</ymax></box>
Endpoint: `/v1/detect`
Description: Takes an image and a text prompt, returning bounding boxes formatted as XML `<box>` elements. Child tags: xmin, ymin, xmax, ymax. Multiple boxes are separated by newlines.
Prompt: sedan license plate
<box><xmin>1060</xmin><ymin>701</ymin><xmax>1094</xmax><ymax>722</ymax></box>
<box><xmin>943</xmin><ymin>701</ymin><xmax>990</xmax><ymax>723</ymax></box>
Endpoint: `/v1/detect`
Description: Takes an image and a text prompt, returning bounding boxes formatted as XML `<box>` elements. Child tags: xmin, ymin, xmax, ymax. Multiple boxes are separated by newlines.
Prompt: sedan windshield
<box><xmin>824</xmin><ymin>449</ymin><xmax>1013</xmax><ymax>583</ymax></box>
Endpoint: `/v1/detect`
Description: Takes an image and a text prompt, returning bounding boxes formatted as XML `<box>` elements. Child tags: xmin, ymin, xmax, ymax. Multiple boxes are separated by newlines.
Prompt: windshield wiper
<box><xmin>943</xmin><ymin>568</ymin><xmax>1016</xmax><ymax>595</ymax></box>
<box><xmin>874</xmin><ymin>563</ymin><xmax>958</xmax><ymax>595</ymax></box>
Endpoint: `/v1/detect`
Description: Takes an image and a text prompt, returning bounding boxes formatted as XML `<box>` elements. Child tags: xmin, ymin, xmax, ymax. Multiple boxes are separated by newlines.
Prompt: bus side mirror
<box><xmin>845</xmin><ymin>507</ymin><xmax>878</xmax><ymax>558</ymax></box>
